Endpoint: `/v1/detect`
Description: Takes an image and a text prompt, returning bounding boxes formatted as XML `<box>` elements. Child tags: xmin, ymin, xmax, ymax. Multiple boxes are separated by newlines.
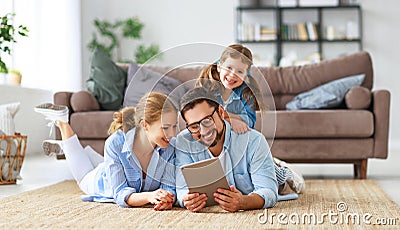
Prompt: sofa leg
<box><xmin>354</xmin><ymin>163</ymin><xmax>359</xmax><ymax>178</ymax></box>
<box><xmin>353</xmin><ymin>160</ymin><xmax>368</xmax><ymax>179</ymax></box>
<box><xmin>360</xmin><ymin>159</ymin><xmax>367</xmax><ymax>179</ymax></box>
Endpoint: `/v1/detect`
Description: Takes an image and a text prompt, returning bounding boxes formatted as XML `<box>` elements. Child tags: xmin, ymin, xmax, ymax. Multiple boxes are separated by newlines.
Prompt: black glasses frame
<box><xmin>185</xmin><ymin>108</ymin><xmax>217</xmax><ymax>134</ymax></box>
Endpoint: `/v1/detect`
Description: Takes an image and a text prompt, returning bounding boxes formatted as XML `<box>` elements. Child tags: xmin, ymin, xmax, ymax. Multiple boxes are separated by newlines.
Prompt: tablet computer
<box><xmin>180</xmin><ymin>157</ymin><xmax>230</xmax><ymax>207</ymax></box>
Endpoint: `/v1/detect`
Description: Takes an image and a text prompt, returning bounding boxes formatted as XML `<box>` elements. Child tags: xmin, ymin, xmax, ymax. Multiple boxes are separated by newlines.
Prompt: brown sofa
<box><xmin>54</xmin><ymin>51</ymin><xmax>390</xmax><ymax>179</ymax></box>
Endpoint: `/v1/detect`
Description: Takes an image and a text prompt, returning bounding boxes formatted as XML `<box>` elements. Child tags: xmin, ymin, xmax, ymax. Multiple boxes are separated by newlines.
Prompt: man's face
<box><xmin>183</xmin><ymin>101</ymin><xmax>225</xmax><ymax>148</ymax></box>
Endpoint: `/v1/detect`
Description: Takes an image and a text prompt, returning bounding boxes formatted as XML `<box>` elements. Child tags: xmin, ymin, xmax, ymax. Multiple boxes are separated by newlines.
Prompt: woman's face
<box><xmin>217</xmin><ymin>57</ymin><xmax>249</xmax><ymax>90</ymax></box>
<box><xmin>146</xmin><ymin>111</ymin><xmax>178</xmax><ymax>148</ymax></box>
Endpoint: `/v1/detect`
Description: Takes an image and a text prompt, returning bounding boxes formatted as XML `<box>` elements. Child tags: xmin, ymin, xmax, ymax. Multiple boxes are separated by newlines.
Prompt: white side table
<box><xmin>0</xmin><ymin>85</ymin><xmax>53</xmax><ymax>155</ymax></box>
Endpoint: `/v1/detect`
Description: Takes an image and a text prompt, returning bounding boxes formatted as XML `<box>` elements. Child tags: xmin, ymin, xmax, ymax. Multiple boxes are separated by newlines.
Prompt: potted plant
<box><xmin>0</xmin><ymin>13</ymin><xmax>28</xmax><ymax>84</ymax></box>
<box><xmin>87</xmin><ymin>16</ymin><xmax>160</xmax><ymax>64</ymax></box>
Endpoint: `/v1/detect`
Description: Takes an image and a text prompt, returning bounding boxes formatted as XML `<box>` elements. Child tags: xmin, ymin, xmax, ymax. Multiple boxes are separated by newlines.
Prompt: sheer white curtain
<box><xmin>0</xmin><ymin>1</ymin><xmax>14</xmax><ymax>70</ymax></box>
<box><xmin>11</xmin><ymin>0</ymin><xmax>82</xmax><ymax>92</ymax></box>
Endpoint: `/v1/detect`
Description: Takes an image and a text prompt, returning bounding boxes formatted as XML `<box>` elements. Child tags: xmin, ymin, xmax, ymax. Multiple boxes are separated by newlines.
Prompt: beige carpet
<box><xmin>1</xmin><ymin>180</ymin><xmax>399</xmax><ymax>229</ymax></box>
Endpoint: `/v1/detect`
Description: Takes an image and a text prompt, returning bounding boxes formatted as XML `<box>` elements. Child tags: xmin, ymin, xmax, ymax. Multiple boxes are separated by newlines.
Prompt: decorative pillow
<box><xmin>123</xmin><ymin>62</ymin><xmax>187</xmax><ymax>107</ymax></box>
<box><xmin>286</xmin><ymin>74</ymin><xmax>365</xmax><ymax>110</ymax></box>
<box><xmin>345</xmin><ymin>86</ymin><xmax>371</xmax><ymax>109</ymax></box>
<box><xmin>86</xmin><ymin>48</ymin><xmax>127</xmax><ymax>111</ymax></box>
<box><xmin>0</xmin><ymin>102</ymin><xmax>20</xmax><ymax>135</ymax></box>
<box><xmin>71</xmin><ymin>91</ymin><xmax>100</xmax><ymax>112</ymax></box>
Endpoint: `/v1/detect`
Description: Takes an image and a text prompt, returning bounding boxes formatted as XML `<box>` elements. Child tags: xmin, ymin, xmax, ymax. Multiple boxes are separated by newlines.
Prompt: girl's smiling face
<box><xmin>217</xmin><ymin>57</ymin><xmax>249</xmax><ymax>90</ymax></box>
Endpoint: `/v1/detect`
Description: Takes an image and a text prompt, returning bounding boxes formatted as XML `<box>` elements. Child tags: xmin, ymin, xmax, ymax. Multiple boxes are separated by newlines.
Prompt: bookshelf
<box><xmin>236</xmin><ymin>4</ymin><xmax>362</xmax><ymax>66</ymax></box>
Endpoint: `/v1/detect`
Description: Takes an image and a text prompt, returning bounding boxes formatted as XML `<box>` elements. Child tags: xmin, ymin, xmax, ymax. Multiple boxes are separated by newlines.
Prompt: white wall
<box><xmin>13</xmin><ymin>0</ymin><xmax>82</xmax><ymax>92</ymax></box>
<box><xmin>81</xmin><ymin>0</ymin><xmax>400</xmax><ymax>151</ymax></box>
<box><xmin>81</xmin><ymin>0</ymin><xmax>236</xmax><ymax>78</ymax></box>
<box><xmin>362</xmin><ymin>0</ymin><xmax>399</xmax><ymax>151</ymax></box>
<box><xmin>0</xmin><ymin>85</ymin><xmax>53</xmax><ymax>154</ymax></box>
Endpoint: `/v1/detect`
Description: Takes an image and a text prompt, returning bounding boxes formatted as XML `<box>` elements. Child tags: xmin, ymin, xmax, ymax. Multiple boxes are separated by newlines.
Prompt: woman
<box><xmin>35</xmin><ymin>92</ymin><xmax>178</xmax><ymax>210</ymax></box>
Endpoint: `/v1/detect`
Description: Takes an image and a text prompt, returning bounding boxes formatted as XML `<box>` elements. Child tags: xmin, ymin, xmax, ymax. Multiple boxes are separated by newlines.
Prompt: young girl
<box><xmin>35</xmin><ymin>92</ymin><xmax>178</xmax><ymax>210</ymax></box>
<box><xmin>197</xmin><ymin>44</ymin><xmax>262</xmax><ymax>134</ymax></box>
<box><xmin>197</xmin><ymin>44</ymin><xmax>305</xmax><ymax>194</ymax></box>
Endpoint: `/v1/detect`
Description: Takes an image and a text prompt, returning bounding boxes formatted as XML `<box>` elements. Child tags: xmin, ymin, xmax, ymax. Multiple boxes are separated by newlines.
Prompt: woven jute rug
<box><xmin>0</xmin><ymin>180</ymin><xmax>399</xmax><ymax>229</ymax></box>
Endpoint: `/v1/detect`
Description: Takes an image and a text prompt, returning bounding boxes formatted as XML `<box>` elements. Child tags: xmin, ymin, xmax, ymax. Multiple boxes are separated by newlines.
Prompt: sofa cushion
<box><xmin>345</xmin><ymin>86</ymin><xmax>371</xmax><ymax>109</ymax></box>
<box><xmin>70</xmin><ymin>111</ymin><xmax>114</xmax><ymax>139</ymax></box>
<box><xmin>286</xmin><ymin>74</ymin><xmax>365</xmax><ymax>110</ymax></box>
<box><xmin>271</xmin><ymin>139</ymin><xmax>374</xmax><ymax>160</ymax></box>
<box><xmin>255</xmin><ymin>110</ymin><xmax>374</xmax><ymax>138</ymax></box>
<box><xmin>146</xmin><ymin>65</ymin><xmax>204</xmax><ymax>83</ymax></box>
<box><xmin>70</xmin><ymin>91</ymin><xmax>100</xmax><ymax>112</ymax></box>
<box><xmin>86</xmin><ymin>48</ymin><xmax>127</xmax><ymax>111</ymax></box>
<box><xmin>123</xmin><ymin>62</ymin><xmax>188</xmax><ymax>107</ymax></box>
<box><xmin>257</xmin><ymin>51</ymin><xmax>373</xmax><ymax>110</ymax></box>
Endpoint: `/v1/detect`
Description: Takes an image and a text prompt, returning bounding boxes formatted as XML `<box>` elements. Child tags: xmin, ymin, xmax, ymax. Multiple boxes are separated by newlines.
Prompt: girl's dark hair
<box><xmin>196</xmin><ymin>44</ymin><xmax>260</xmax><ymax>110</ymax></box>
<box><xmin>180</xmin><ymin>87</ymin><xmax>219</xmax><ymax>121</ymax></box>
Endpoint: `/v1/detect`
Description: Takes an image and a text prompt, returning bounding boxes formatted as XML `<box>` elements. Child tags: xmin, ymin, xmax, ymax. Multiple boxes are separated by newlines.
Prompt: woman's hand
<box><xmin>148</xmin><ymin>189</ymin><xmax>175</xmax><ymax>211</ymax></box>
<box><xmin>148</xmin><ymin>189</ymin><xmax>174</xmax><ymax>205</ymax></box>
<box><xmin>182</xmin><ymin>192</ymin><xmax>207</xmax><ymax>212</ymax></box>
<box><xmin>214</xmin><ymin>185</ymin><xmax>244</xmax><ymax>212</ymax></box>
<box><xmin>153</xmin><ymin>201</ymin><xmax>173</xmax><ymax>211</ymax></box>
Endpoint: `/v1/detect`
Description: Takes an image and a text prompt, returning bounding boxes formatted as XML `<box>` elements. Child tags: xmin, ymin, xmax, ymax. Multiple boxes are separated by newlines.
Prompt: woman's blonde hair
<box><xmin>108</xmin><ymin>92</ymin><xmax>176</xmax><ymax>135</ymax></box>
<box><xmin>196</xmin><ymin>44</ymin><xmax>261</xmax><ymax>110</ymax></box>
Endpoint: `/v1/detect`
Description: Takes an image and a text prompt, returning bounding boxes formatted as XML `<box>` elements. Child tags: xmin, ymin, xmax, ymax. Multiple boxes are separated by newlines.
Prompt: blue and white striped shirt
<box><xmin>81</xmin><ymin>129</ymin><xmax>176</xmax><ymax>208</ymax></box>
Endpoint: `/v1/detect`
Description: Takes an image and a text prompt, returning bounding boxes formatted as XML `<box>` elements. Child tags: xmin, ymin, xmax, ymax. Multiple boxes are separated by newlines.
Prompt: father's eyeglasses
<box><xmin>186</xmin><ymin>108</ymin><xmax>217</xmax><ymax>134</ymax></box>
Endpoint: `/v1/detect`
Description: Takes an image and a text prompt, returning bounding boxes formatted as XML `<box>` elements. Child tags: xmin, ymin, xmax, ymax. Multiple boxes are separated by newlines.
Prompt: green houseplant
<box><xmin>0</xmin><ymin>13</ymin><xmax>29</xmax><ymax>73</ymax></box>
<box><xmin>87</xmin><ymin>17</ymin><xmax>160</xmax><ymax>64</ymax></box>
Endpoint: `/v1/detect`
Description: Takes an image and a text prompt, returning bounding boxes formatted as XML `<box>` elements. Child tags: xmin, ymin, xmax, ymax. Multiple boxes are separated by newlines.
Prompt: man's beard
<box><xmin>199</xmin><ymin>123</ymin><xmax>225</xmax><ymax>148</ymax></box>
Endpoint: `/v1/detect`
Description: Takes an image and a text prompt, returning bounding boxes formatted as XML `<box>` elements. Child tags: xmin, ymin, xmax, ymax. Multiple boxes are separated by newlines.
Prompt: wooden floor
<box><xmin>1</xmin><ymin>152</ymin><xmax>400</xmax><ymax>206</ymax></box>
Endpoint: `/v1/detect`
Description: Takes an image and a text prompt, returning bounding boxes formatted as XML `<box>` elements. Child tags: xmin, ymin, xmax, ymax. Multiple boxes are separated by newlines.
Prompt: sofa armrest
<box><xmin>54</xmin><ymin>91</ymin><xmax>74</xmax><ymax>112</ymax></box>
<box><xmin>372</xmin><ymin>89</ymin><xmax>390</xmax><ymax>158</ymax></box>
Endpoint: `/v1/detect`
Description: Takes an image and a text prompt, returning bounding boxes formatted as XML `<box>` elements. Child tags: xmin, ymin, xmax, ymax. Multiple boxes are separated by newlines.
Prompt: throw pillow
<box><xmin>123</xmin><ymin>62</ymin><xmax>188</xmax><ymax>107</ymax></box>
<box><xmin>86</xmin><ymin>48</ymin><xmax>127</xmax><ymax>111</ymax></box>
<box><xmin>345</xmin><ymin>86</ymin><xmax>371</xmax><ymax>109</ymax></box>
<box><xmin>286</xmin><ymin>74</ymin><xmax>365</xmax><ymax>110</ymax></box>
<box><xmin>0</xmin><ymin>102</ymin><xmax>20</xmax><ymax>135</ymax></box>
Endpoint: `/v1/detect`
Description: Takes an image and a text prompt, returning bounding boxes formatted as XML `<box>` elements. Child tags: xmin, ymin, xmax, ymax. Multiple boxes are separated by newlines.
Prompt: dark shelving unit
<box><xmin>236</xmin><ymin>4</ymin><xmax>362</xmax><ymax>65</ymax></box>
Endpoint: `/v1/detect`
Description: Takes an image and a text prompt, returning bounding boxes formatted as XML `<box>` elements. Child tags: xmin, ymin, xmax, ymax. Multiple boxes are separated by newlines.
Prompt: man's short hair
<box><xmin>180</xmin><ymin>87</ymin><xmax>219</xmax><ymax>121</ymax></box>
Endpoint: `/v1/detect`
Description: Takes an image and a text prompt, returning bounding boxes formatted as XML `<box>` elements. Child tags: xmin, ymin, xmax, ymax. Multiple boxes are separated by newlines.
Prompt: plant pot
<box><xmin>7</xmin><ymin>72</ymin><xmax>22</xmax><ymax>85</ymax></box>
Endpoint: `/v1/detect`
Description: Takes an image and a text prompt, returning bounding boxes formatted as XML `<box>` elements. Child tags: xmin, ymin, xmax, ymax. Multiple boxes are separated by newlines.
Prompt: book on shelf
<box><xmin>281</xmin><ymin>22</ymin><xmax>320</xmax><ymax>41</ymax></box>
<box><xmin>254</xmin><ymin>23</ymin><xmax>261</xmax><ymax>41</ymax></box>
<box><xmin>260</xmin><ymin>26</ymin><xmax>277</xmax><ymax>41</ymax></box>
<box><xmin>306</xmin><ymin>21</ymin><xmax>318</xmax><ymax>40</ymax></box>
<box><xmin>238</xmin><ymin>23</ymin><xmax>255</xmax><ymax>41</ymax></box>
<box><xmin>297</xmin><ymin>23</ymin><xmax>308</xmax><ymax>41</ymax></box>
<box><xmin>238</xmin><ymin>23</ymin><xmax>276</xmax><ymax>41</ymax></box>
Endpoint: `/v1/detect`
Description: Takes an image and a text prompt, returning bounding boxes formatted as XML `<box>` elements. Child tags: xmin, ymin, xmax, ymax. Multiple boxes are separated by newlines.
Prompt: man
<box><xmin>174</xmin><ymin>87</ymin><xmax>278</xmax><ymax>212</ymax></box>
